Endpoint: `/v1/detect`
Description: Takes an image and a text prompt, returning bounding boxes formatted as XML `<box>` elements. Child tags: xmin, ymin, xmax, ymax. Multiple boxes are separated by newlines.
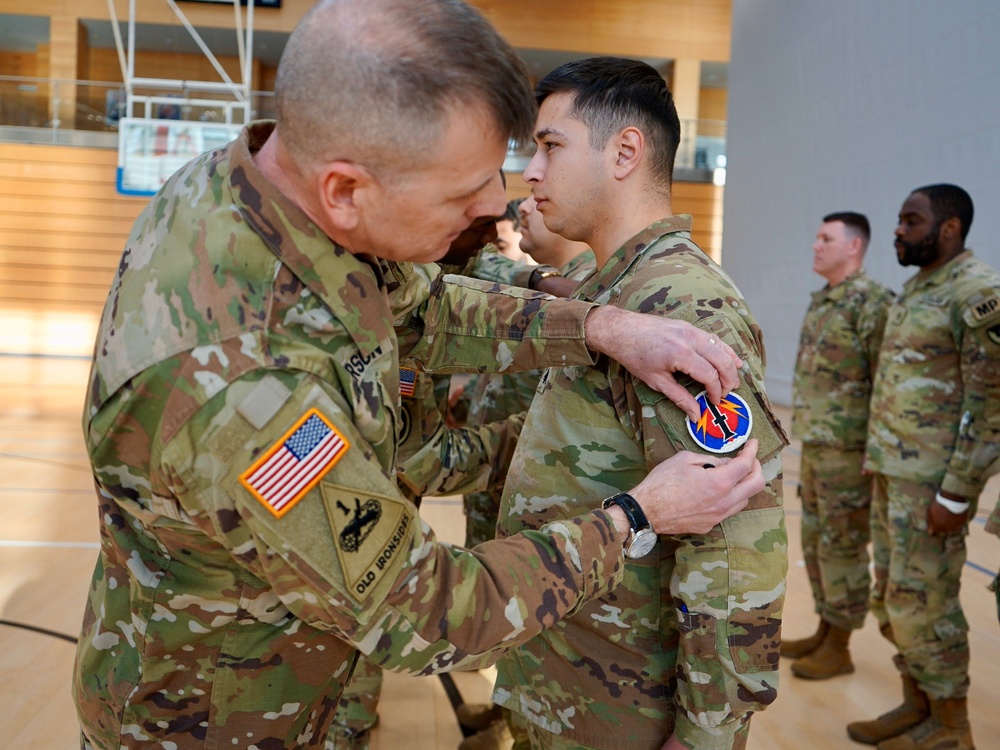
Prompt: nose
<box><xmin>520</xmin><ymin>195</ymin><xmax>537</xmax><ymax>221</ymax></box>
<box><xmin>522</xmin><ymin>150</ymin><xmax>543</xmax><ymax>185</ymax></box>
<box><xmin>468</xmin><ymin>171</ymin><xmax>507</xmax><ymax>221</ymax></box>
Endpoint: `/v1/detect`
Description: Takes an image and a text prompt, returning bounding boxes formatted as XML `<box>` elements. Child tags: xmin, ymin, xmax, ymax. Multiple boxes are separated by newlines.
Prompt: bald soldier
<box><xmin>71</xmin><ymin>2</ymin><xmax>765</xmax><ymax>749</ymax></box>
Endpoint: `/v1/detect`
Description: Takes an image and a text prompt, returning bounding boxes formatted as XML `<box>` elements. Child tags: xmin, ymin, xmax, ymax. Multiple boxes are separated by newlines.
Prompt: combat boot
<box><xmin>780</xmin><ymin>618</ymin><xmax>829</xmax><ymax>659</ymax></box>
<box><xmin>456</xmin><ymin>703</ymin><xmax>504</xmax><ymax>733</ymax></box>
<box><xmin>847</xmin><ymin>663</ymin><xmax>930</xmax><ymax>745</ymax></box>
<box><xmin>876</xmin><ymin>697</ymin><xmax>974</xmax><ymax>750</ymax></box>
<box><xmin>791</xmin><ymin>624</ymin><xmax>854</xmax><ymax>679</ymax></box>
<box><xmin>458</xmin><ymin>720</ymin><xmax>514</xmax><ymax>750</ymax></box>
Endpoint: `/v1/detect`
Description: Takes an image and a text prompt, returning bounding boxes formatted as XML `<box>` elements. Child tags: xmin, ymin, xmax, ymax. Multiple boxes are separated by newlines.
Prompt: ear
<box><xmin>315</xmin><ymin>161</ymin><xmax>374</xmax><ymax>232</ymax></box>
<box><xmin>939</xmin><ymin>216</ymin><xmax>962</xmax><ymax>242</ymax></box>
<box><xmin>612</xmin><ymin>127</ymin><xmax>644</xmax><ymax>180</ymax></box>
<box><xmin>848</xmin><ymin>235</ymin><xmax>864</xmax><ymax>259</ymax></box>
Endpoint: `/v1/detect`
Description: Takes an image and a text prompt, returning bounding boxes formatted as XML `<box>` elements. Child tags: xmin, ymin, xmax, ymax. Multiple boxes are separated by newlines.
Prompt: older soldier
<box><xmin>782</xmin><ymin>212</ymin><xmax>893</xmax><ymax>680</ymax></box>
<box><xmin>848</xmin><ymin>184</ymin><xmax>1000</xmax><ymax>750</ymax></box>
<box><xmin>72</xmin><ymin>3</ymin><xmax>766</xmax><ymax>749</ymax></box>
<box><xmin>491</xmin><ymin>58</ymin><xmax>788</xmax><ymax>750</ymax></box>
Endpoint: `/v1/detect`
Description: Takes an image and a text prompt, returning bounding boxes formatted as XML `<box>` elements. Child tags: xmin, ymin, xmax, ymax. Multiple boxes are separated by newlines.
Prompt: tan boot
<box><xmin>876</xmin><ymin>697</ymin><xmax>975</xmax><ymax>750</ymax></box>
<box><xmin>847</xmin><ymin>662</ymin><xmax>930</xmax><ymax>745</ymax></box>
<box><xmin>456</xmin><ymin>703</ymin><xmax>504</xmax><ymax>733</ymax></box>
<box><xmin>458</xmin><ymin>720</ymin><xmax>514</xmax><ymax>750</ymax></box>
<box><xmin>791</xmin><ymin>623</ymin><xmax>854</xmax><ymax>679</ymax></box>
<box><xmin>780</xmin><ymin>618</ymin><xmax>829</xmax><ymax>659</ymax></box>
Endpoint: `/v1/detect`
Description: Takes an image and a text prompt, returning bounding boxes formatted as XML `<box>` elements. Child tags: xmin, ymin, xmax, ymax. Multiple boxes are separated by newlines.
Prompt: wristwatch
<box><xmin>529</xmin><ymin>268</ymin><xmax>561</xmax><ymax>289</ymax></box>
<box><xmin>602</xmin><ymin>492</ymin><xmax>657</xmax><ymax>559</ymax></box>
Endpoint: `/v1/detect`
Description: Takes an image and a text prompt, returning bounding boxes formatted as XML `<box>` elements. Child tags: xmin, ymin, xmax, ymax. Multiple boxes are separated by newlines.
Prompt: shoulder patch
<box><xmin>969</xmin><ymin>294</ymin><xmax>1000</xmax><ymax>326</ymax></box>
<box><xmin>322</xmin><ymin>484</ymin><xmax>414</xmax><ymax>602</ymax></box>
<box><xmin>400</xmin><ymin>367</ymin><xmax>417</xmax><ymax>398</ymax></box>
<box><xmin>686</xmin><ymin>390</ymin><xmax>753</xmax><ymax>454</ymax></box>
<box><xmin>239</xmin><ymin>408</ymin><xmax>350</xmax><ymax>518</ymax></box>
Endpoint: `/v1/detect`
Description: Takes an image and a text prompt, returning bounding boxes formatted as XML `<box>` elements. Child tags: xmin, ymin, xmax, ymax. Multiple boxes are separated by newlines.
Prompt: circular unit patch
<box><xmin>686</xmin><ymin>390</ymin><xmax>753</xmax><ymax>454</ymax></box>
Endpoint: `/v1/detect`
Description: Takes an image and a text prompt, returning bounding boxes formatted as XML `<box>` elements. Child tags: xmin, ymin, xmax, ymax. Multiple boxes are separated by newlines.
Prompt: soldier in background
<box><xmin>491</xmin><ymin>57</ymin><xmax>788</xmax><ymax>750</ymax></box>
<box><xmin>72</xmin><ymin>3</ymin><xmax>765</xmax><ymax>748</ymax></box>
<box><xmin>848</xmin><ymin>184</ymin><xmax>1000</xmax><ymax>750</ymax></box>
<box><xmin>781</xmin><ymin>212</ymin><xmax>893</xmax><ymax>680</ymax></box>
<box><xmin>986</xmin><ymin>499</ymin><xmax>1000</xmax><ymax>625</ymax></box>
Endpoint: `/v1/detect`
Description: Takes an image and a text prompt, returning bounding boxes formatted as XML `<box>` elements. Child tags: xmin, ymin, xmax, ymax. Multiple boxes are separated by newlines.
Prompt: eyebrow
<box><xmin>534</xmin><ymin>126</ymin><xmax>566</xmax><ymax>142</ymax></box>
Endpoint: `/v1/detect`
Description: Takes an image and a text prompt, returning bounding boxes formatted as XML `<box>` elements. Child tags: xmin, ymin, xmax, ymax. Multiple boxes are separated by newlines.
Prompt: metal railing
<box><xmin>0</xmin><ymin>76</ymin><xmax>725</xmax><ymax>182</ymax></box>
<box><xmin>0</xmin><ymin>76</ymin><xmax>276</xmax><ymax>146</ymax></box>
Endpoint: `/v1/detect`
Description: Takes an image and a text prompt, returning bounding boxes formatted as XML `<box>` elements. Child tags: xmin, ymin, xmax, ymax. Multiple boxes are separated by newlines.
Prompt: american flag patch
<box><xmin>239</xmin><ymin>408</ymin><xmax>349</xmax><ymax>518</ymax></box>
<box><xmin>399</xmin><ymin>368</ymin><xmax>417</xmax><ymax>398</ymax></box>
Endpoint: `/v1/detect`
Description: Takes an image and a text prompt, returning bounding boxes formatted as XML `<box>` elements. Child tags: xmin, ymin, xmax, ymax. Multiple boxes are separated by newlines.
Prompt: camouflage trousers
<box><xmin>329</xmin><ymin>653</ymin><xmax>383</xmax><ymax>746</ymax></box>
<box><xmin>870</xmin><ymin>473</ymin><xmax>970</xmax><ymax>700</ymax></box>
<box><xmin>799</xmin><ymin>444</ymin><xmax>872</xmax><ymax>630</ymax></box>
<box><xmin>464</xmin><ymin>488</ymin><xmax>501</xmax><ymax>547</ymax></box>
<box><xmin>519</xmin><ymin>714</ymin><xmax>750</xmax><ymax>750</ymax></box>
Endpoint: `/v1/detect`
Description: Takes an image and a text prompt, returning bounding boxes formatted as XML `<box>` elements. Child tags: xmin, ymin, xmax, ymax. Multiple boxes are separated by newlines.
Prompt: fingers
<box><xmin>657</xmin><ymin>375</ymin><xmax>701</xmax><ymax>422</ymax></box>
<box><xmin>697</xmin><ymin>330</ymin><xmax>741</xmax><ymax>395</ymax></box>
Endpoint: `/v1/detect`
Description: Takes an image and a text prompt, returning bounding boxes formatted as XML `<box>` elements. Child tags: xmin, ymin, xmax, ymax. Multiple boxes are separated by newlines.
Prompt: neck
<box><xmin>920</xmin><ymin>244</ymin><xmax>965</xmax><ymax>274</ymax></box>
<box><xmin>591</xmin><ymin>196</ymin><xmax>671</xmax><ymax>268</ymax></box>
<box><xmin>254</xmin><ymin>133</ymin><xmax>338</xmax><ymax>241</ymax></box>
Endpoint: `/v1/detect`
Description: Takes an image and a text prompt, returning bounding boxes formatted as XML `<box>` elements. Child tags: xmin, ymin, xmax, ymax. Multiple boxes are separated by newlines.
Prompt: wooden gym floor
<box><xmin>2</xmin><ymin>347</ymin><xmax>999</xmax><ymax>749</ymax></box>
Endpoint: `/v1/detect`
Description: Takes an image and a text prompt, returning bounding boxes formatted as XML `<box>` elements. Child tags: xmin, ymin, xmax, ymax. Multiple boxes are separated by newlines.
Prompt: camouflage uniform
<box><xmin>865</xmin><ymin>249</ymin><xmax>1000</xmax><ymax>700</ymax></box>
<box><xmin>986</xmin><ymin>502</ymin><xmax>1000</xmax><ymax>623</ymax></box>
<box><xmin>463</xmin><ymin>250</ymin><xmax>597</xmax><ymax>547</ymax></box>
<box><xmin>331</xmin><ymin>363</ymin><xmax>524</xmax><ymax>746</ymax></box>
<box><xmin>791</xmin><ymin>269</ymin><xmax>892</xmax><ymax>630</ymax></box>
<box><xmin>492</xmin><ymin>217</ymin><xmax>788</xmax><ymax>750</ymax></box>
<box><xmin>73</xmin><ymin>122</ymin><xmax>633</xmax><ymax>750</ymax></box>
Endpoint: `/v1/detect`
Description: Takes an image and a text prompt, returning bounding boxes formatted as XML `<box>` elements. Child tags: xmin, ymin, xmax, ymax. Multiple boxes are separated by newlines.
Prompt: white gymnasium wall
<box><xmin>724</xmin><ymin>0</ymin><xmax>1000</xmax><ymax>405</ymax></box>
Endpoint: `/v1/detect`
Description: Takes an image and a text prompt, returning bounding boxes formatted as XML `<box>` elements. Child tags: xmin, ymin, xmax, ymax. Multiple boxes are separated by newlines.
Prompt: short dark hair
<box><xmin>823</xmin><ymin>211</ymin><xmax>870</xmax><ymax>245</ymax></box>
<box><xmin>534</xmin><ymin>56</ymin><xmax>680</xmax><ymax>188</ymax></box>
<box><xmin>912</xmin><ymin>184</ymin><xmax>974</xmax><ymax>241</ymax></box>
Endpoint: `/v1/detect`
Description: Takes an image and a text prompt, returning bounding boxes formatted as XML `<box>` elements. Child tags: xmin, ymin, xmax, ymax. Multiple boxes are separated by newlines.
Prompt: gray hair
<box><xmin>275</xmin><ymin>0</ymin><xmax>535</xmax><ymax>178</ymax></box>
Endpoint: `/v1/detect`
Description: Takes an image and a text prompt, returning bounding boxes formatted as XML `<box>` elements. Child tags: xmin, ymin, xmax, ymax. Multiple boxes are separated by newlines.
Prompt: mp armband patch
<box><xmin>970</xmin><ymin>294</ymin><xmax>1000</xmax><ymax>324</ymax></box>
<box><xmin>322</xmin><ymin>484</ymin><xmax>415</xmax><ymax>602</ymax></box>
<box><xmin>687</xmin><ymin>390</ymin><xmax>753</xmax><ymax>453</ymax></box>
<box><xmin>239</xmin><ymin>408</ymin><xmax>350</xmax><ymax>518</ymax></box>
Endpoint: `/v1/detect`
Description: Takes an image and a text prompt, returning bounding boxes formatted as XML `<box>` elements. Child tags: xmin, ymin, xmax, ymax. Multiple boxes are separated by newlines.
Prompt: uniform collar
<box><xmin>229</xmin><ymin>121</ymin><xmax>391</xmax><ymax>358</ymax></box>
<box><xmin>813</xmin><ymin>267</ymin><xmax>866</xmax><ymax>302</ymax></box>
<box><xmin>904</xmin><ymin>248</ymin><xmax>973</xmax><ymax>295</ymax></box>
<box><xmin>575</xmin><ymin>215</ymin><xmax>693</xmax><ymax>301</ymax></box>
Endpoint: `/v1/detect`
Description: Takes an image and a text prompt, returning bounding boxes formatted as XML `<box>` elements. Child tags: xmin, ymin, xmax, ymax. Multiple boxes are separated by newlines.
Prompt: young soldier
<box><xmin>492</xmin><ymin>57</ymin><xmax>788</xmax><ymax>750</ymax></box>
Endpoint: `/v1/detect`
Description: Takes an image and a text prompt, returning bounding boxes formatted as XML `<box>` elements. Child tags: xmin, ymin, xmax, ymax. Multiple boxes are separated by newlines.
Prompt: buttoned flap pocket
<box><xmin>722</xmin><ymin>506</ymin><xmax>786</xmax><ymax>674</ymax></box>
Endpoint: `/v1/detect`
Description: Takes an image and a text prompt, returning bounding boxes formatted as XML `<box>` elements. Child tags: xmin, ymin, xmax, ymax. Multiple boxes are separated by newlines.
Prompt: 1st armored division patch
<box><xmin>686</xmin><ymin>390</ymin><xmax>753</xmax><ymax>453</ymax></box>
<box><xmin>239</xmin><ymin>408</ymin><xmax>350</xmax><ymax>518</ymax></box>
